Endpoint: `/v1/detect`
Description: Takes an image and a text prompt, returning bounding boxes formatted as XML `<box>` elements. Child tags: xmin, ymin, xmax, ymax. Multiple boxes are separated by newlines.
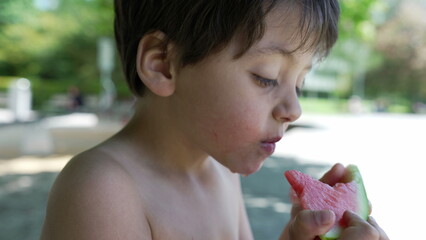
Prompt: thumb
<box><xmin>288</xmin><ymin>210</ymin><xmax>336</xmax><ymax>240</ymax></box>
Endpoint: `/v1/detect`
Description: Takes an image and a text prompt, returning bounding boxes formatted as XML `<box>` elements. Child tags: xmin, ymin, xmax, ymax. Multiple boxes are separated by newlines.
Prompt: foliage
<box><xmin>365</xmin><ymin>0</ymin><xmax>426</xmax><ymax>105</ymax></box>
<box><xmin>0</xmin><ymin>0</ymin><xmax>120</xmax><ymax>109</ymax></box>
<box><xmin>300</xmin><ymin>98</ymin><xmax>348</xmax><ymax>114</ymax></box>
<box><xmin>314</xmin><ymin>0</ymin><xmax>426</xmax><ymax>109</ymax></box>
<box><xmin>339</xmin><ymin>0</ymin><xmax>382</xmax><ymax>42</ymax></box>
<box><xmin>308</xmin><ymin>0</ymin><xmax>389</xmax><ymax>99</ymax></box>
<box><xmin>0</xmin><ymin>0</ymin><xmax>424</xmax><ymax>111</ymax></box>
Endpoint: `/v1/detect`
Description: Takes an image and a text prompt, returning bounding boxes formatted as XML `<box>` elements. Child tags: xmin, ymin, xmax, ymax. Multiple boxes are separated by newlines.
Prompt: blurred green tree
<box><xmin>365</xmin><ymin>0</ymin><xmax>426</xmax><ymax>107</ymax></box>
<box><xmin>1</xmin><ymin>0</ymin><xmax>423</xmax><ymax>110</ymax></box>
<box><xmin>305</xmin><ymin>0</ymin><xmax>389</xmax><ymax>99</ymax></box>
<box><xmin>0</xmin><ymin>0</ymin><xmax>117</xmax><ymax>108</ymax></box>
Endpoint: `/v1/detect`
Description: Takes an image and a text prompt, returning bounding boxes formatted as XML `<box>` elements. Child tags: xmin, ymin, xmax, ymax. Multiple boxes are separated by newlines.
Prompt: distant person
<box><xmin>68</xmin><ymin>86</ymin><xmax>84</xmax><ymax>111</ymax></box>
<box><xmin>40</xmin><ymin>1</ymin><xmax>388</xmax><ymax>240</ymax></box>
<box><xmin>374</xmin><ymin>98</ymin><xmax>388</xmax><ymax>113</ymax></box>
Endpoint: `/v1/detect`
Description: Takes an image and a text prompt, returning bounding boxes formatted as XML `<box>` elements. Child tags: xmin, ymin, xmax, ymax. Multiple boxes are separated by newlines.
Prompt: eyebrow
<box><xmin>250</xmin><ymin>46</ymin><xmax>313</xmax><ymax>71</ymax></box>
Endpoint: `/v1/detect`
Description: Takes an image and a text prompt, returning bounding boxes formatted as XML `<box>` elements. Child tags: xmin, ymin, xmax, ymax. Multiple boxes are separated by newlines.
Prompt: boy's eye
<box><xmin>253</xmin><ymin>74</ymin><xmax>278</xmax><ymax>88</ymax></box>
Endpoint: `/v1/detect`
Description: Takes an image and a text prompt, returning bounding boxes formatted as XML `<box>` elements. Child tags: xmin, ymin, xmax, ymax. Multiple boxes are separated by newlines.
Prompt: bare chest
<box><xmin>140</xmin><ymin>174</ymin><xmax>241</xmax><ymax>239</ymax></box>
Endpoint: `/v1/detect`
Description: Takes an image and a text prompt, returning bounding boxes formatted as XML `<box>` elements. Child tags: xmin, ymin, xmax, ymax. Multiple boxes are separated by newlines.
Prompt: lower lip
<box><xmin>261</xmin><ymin>142</ymin><xmax>276</xmax><ymax>155</ymax></box>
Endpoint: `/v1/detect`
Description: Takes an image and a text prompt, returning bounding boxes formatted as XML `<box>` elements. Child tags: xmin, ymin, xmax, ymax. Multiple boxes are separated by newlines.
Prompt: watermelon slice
<box><xmin>284</xmin><ymin>165</ymin><xmax>369</xmax><ymax>240</ymax></box>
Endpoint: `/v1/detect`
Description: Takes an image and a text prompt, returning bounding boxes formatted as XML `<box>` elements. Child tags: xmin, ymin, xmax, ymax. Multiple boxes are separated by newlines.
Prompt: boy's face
<box><xmin>169</xmin><ymin>6</ymin><xmax>314</xmax><ymax>175</ymax></box>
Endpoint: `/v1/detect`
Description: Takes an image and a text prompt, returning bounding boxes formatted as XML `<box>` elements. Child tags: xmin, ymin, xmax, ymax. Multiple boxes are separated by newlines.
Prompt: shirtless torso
<box><xmin>40</xmin><ymin>131</ymin><xmax>252</xmax><ymax>240</ymax></box>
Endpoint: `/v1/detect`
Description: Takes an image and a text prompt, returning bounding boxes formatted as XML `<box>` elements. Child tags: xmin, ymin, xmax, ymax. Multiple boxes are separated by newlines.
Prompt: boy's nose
<box><xmin>272</xmin><ymin>91</ymin><xmax>302</xmax><ymax>123</ymax></box>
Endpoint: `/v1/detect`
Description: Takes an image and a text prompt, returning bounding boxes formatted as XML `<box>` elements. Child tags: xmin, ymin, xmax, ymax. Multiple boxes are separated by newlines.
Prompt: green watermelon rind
<box><xmin>319</xmin><ymin>164</ymin><xmax>370</xmax><ymax>240</ymax></box>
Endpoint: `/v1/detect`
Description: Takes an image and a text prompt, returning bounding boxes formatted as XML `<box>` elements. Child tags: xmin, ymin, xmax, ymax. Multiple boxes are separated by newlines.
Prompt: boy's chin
<box><xmin>231</xmin><ymin>161</ymin><xmax>265</xmax><ymax>177</ymax></box>
<box><xmin>213</xmin><ymin>154</ymin><xmax>267</xmax><ymax>176</ymax></box>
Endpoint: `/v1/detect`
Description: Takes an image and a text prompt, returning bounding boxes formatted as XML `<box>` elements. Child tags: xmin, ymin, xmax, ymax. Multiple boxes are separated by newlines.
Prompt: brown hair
<box><xmin>114</xmin><ymin>0</ymin><xmax>340</xmax><ymax>97</ymax></box>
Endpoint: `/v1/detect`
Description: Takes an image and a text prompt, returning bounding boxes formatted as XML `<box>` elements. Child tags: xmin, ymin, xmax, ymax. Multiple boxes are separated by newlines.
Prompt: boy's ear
<box><xmin>136</xmin><ymin>31</ymin><xmax>175</xmax><ymax>97</ymax></box>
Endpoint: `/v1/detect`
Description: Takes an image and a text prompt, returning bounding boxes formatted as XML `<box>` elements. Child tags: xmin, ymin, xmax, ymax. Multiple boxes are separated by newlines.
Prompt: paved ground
<box><xmin>0</xmin><ymin>112</ymin><xmax>424</xmax><ymax>239</ymax></box>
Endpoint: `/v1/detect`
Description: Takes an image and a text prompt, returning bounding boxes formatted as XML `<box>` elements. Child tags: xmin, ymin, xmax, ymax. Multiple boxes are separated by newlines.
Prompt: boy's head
<box><xmin>114</xmin><ymin>0</ymin><xmax>340</xmax><ymax>97</ymax></box>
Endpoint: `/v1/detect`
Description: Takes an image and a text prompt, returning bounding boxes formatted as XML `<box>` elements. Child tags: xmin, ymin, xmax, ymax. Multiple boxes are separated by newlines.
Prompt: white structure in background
<box><xmin>303</xmin><ymin>40</ymin><xmax>371</xmax><ymax>99</ymax></box>
<box><xmin>303</xmin><ymin>57</ymin><xmax>346</xmax><ymax>98</ymax></box>
<box><xmin>20</xmin><ymin>113</ymin><xmax>99</xmax><ymax>156</ymax></box>
<box><xmin>7</xmin><ymin>78</ymin><xmax>33</xmax><ymax>122</ymax></box>
<box><xmin>97</xmin><ymin>37</ymin><xmax>116</xmax><ymax>110</ymax></box>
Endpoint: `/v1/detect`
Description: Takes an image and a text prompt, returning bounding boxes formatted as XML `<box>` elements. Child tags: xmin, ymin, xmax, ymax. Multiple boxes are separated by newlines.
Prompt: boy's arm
<box><xmin>40</xmin><ymin>156</ymin><xmax>152</xmax><ymax>240</ymax></box>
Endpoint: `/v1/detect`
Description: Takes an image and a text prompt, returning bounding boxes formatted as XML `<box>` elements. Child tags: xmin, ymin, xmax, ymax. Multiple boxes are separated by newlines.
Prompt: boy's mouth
<box><xmin>262</xmin><ymin>137</ymin><xmax>282</xmax><ymax>144</ymax></box>
<box><xmin>260</xmin><ymin>137</ymin><xmax>282</xmax><ymax>155</ymax></box>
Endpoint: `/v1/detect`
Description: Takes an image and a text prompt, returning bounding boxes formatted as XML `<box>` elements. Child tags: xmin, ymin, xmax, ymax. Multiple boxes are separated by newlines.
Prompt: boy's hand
<box><xmin>281</xmin><ymin>207</ymin><xmax>335</xmax><ymax>240</ymax></box>
<box><xmin>339</xmin><ymin>211</ymin><xmax>389</xmax><ymax>240</ymax></box>
<box><xmin>280</xmin><ymin>164</ymin><xmax>389</xmax><ymax>240</ymax></box>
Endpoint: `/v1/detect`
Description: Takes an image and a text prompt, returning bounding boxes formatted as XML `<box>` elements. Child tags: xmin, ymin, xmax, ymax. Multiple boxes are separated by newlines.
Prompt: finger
<box><xmin>320</xmin><ymin>163</ymin><xmax>346</xmax><ymax>185</ymax></box>
<box><xmin>368</xmin><ymin>216</ymin><xmax>390</xmax><ymax>240</ymax></box>
<box><xmin>288</xmin><ymin>210</ymin><xmax>335</xmax><ymax>240</ymax></box>
<box><xmin>340</xmin><ymin>211</ymin><xmax>380</xmax><ymax>240</ymax></box>
<box><xmin>290</xmin><ymin>203</ymin><xmax>303</xmax><ymax>219</ymax></box>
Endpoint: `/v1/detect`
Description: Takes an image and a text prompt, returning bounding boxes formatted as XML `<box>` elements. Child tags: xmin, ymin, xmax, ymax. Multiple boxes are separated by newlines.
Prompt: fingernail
<box><xmin>315</xmin><ymin>210</ymin><xmax>335</xmax><ymax>226</ymax></box>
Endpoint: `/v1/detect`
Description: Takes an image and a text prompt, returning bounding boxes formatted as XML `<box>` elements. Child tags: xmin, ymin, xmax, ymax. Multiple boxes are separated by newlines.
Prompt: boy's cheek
<box><xmin>210</xmin><ymin>114</ymin><xmax>262</xmax><ymax>146</ymax></box>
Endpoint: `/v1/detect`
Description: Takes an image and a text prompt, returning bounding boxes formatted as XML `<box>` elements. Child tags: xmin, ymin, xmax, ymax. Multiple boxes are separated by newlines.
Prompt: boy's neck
<box><xmin>117</xmin><ymin>97</ymin><xmax>212</xmax><ymax>175</ymax></box>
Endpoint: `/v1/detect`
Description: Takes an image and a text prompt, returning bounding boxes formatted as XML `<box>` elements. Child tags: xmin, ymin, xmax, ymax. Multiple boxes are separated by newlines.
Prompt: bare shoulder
<box><xmin>40</xmin><ymin>149</ymin><xmax>151</xmax><ymax>240</ymax></box>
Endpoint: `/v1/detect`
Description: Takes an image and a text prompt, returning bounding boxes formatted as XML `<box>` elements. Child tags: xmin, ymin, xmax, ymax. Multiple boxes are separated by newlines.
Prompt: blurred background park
<box><xmin>0</xmin><ymin>0</ymin><xmax>425</xmax><ymax>239</ymax></box>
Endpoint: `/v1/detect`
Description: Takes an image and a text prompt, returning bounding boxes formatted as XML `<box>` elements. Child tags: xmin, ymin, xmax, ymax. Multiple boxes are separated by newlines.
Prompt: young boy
<box><xmin>41</xmin><ymin>0</ymin><xmax>388</xmax><ymax>239</ymax></box>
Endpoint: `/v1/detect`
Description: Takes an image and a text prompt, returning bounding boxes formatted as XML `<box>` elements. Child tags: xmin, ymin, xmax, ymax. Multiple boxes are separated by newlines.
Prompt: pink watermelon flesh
<box><xmin>284</xmin><ymin>165</ymin><xmax>369</xmax><ymax>240</ymax></box>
